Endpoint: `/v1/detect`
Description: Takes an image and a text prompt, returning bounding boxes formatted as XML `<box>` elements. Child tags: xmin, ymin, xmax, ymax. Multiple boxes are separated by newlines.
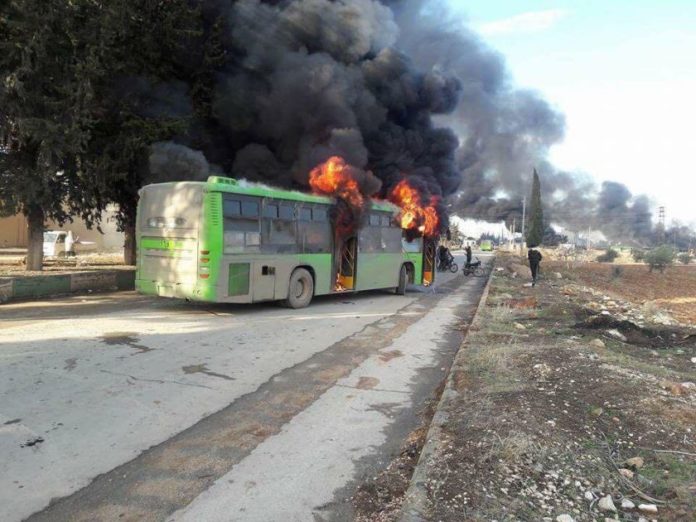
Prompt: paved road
<box><xmin>1</xmin><ymin>252</ymin><xmax>492</xmax><ymax>522</ymax></box>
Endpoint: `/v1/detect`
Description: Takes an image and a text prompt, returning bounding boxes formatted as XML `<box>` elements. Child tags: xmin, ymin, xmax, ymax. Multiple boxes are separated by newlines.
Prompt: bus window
<box><xmin>380</xmin><ymin>215</ymin><xmax>391</xmax><ymax>227</ymax></box>
<box><xmin>299</xmin><ymin>208</ymin><xmax>312</xmax><ymax>221</ymax></box>
<box><xmin>302</xmin><ymin>219</ymin><xmax>331</xmax><ymax>253</ymax></box>
<box><xmin>263</xmin><ymin>203</ymin><xmax>278</xmax><ymax>219</ymax></box>
<box><xmin>360</xmin><ymin>226</ymin><xmax>383</xmax><ymax>253</ymax></box>
<box><xmin>402</xmin><ymin>237</ymin><xmax>422</xmax><ymax>253</ymax></box>
<box><xmin>259</xmin><ymin>201</ymin><xmax>298</xmax><ymax>254</ymax></box>
<box><xmin>242</xmin><ymin>200</ymin><xmax>259</xmax><ymax>217</ymax></box>
<box><xmin>223</xmin><ymin>198</ymin><xmax>241</xmax><ymax>217</ymax></box>
<box><xmin>313</xmin><ymin>207</ymin><xmax>328</xmax><ymax>222</ymax></box>
<box><xmin>369</xmin><ymin>214</ymin><xmax>380</xmax><ymax>227</ymax></box>
<box><xmin>224</xmin><ymin>219</ymin><xmax>260</xmax><ymax>253</ymax></box>
<box><xmin>383</xmin><ymin>227</ymin><xmax>402</xmax><ymax>252</ymax></box>
<box><xmin>279</xmin><ymin>205</ymin><xmax>294</xmax><ymax>220</ymax></box>
<box><xmin>270</xmin><ymin>221</ymin><xmax>297</xmax><ymax>251</ymax></box>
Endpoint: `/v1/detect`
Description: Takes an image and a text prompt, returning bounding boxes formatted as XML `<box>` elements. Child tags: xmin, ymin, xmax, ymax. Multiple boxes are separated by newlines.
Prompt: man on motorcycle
<box><xmin>438</xmin><ymin>245</ymin><xmax>454</xmax><ymax>269</ymax></box>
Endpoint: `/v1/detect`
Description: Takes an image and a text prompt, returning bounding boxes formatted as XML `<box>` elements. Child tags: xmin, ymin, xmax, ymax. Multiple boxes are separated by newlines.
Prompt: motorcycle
<box><xmin>462</xmin><ymin>257</ymin><xmax>485</xmax><ymax>277</ymax></box>
<box><xmin>436</xmin><ymin>256</ymin><xmax>459</xmax><ymax>273</ymax></box>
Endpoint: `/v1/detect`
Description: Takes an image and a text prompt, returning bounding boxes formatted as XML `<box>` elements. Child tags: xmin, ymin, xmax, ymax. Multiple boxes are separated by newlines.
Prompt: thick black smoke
<box><xmin>385</xmin><ymin>0</ymin><xmax>658</xmax><ymax>240</ymax></box>
<box><xmin>597</xmin><ymin>182</ymin><xmax>653</xmax><ymax>239</ymax></box>
<box><xmin>149</xmin><ymin>0</ymin><xmax>461</xmax><ymax>234</ymax></box>
<box><xmin>146</xmin><ymin>0</ymin><xmax>661</xmax><ymax>241</ymax></box>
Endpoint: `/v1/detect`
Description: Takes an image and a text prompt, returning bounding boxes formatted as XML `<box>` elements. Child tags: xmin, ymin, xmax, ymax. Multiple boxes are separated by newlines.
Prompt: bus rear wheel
<box><xmin>284</xmin><ymin>268</ymin><xmax>314</xmax><ymax>309</ymax></box>
<box><xmin>396</xmin><ymin>265</ymin><xmax>408</xmax><ymax>295</ymax></box>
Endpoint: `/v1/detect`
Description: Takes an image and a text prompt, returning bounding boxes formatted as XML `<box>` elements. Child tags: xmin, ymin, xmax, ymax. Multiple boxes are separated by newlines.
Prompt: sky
<box><xmin>448</xmin><ymin>0</ymin><xmax>696</xmax><ymax>226</ymax></box>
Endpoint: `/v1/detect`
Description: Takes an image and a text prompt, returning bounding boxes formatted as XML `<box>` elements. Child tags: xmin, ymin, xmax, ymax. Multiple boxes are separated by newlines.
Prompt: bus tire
<box><xmin>396</xmin><ymin>265</ymin><xmax>408</xmax><ymax>295</ymax></box>
<box><xmin>284</xmin><ymin>268</ymin><xmax>314</xmax><ymax>309</ymax></box>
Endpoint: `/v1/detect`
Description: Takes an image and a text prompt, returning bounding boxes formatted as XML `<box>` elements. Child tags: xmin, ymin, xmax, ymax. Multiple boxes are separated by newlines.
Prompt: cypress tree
<box><xmin>526</xmin><ymin>169</ymin><xmax>544</xmax><ymax>247</ymax></box>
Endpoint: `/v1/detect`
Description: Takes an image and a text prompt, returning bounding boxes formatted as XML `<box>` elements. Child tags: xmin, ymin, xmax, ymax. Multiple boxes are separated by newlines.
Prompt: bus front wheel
<box><xmin>284</xmin><ymin>268</ymin><xmax>314</xmax><ymax>309</ymax></box>
<box><xmin>396</xmin><ymin>265</ymin><xmax>408</xmax><ymax>295</ymax></box>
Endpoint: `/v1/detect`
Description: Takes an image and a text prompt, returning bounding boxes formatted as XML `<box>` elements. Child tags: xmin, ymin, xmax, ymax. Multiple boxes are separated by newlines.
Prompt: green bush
<box><xmin>597</xmin><ymin>248</ymin><xmax>619</xmax><ymax>263</ymax></box>
<box><xmin>678</xmin><ymin>252</ymin><xmax>692</xmax><ymax>265</ymax></box>
<box><xmin>631</xmin><ymin>248</ymin><xmax>645</xmax><ymax>262</ymax></box>
<box><xmin>644</xmin><ymin>245</ymin><xmax>676</xmax><ymax>273</ymax></box>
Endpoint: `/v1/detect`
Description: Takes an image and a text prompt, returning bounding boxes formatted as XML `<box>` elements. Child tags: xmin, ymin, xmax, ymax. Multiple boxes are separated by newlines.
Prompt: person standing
<box><xmin>65</xmin><ymin>231</ymin><xmax>75</xmax><ymax>257</ymax></box>
<box><xmin>527</xmin><ymin>248</ymin><xmax>543</xmax><ymax>286</ymax></box>
<box><xmin>465</xmin><ymin>245</ymin><xmax>472</xmax><ymax>267</ymax></box>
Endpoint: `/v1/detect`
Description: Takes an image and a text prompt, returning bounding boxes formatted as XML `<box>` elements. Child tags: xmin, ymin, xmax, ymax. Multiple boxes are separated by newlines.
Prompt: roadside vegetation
<box><xmin>403</xmin><ymin>253</ymin><xmax>695</xmax><ymax>521</ymax></box>
<box><xmin>645</xmin><ymin>246</ymin><xmax>676</xmax><ymax>273</ymax></box>
<box><xmin>597</xmin><ymin>248</ymin><xmax>620</xmax><ymax>263</ymax></box>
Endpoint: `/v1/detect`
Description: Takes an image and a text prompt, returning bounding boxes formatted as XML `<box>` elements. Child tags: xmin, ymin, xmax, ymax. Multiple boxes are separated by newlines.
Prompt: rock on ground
<box><xmin>598</xmin><ymin>495</ymin><xmax>617</xmax><ymax>512</ymax></box>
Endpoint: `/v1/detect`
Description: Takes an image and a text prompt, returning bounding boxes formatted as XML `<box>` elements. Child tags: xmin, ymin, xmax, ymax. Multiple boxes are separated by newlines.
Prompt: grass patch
<box><xmin>487</xmin><ymin>432</ymin><xmax>543</xmax><ymax>465</ymax></box>
<box><xmin>601</xmin><ymin>343</ymin><xmax>693</xmax><ymax>381</ymax></box>
<box><xmin>640</xmin><ymin>452</ymin><xmax>696</xmax><ymax>505</ymax></box>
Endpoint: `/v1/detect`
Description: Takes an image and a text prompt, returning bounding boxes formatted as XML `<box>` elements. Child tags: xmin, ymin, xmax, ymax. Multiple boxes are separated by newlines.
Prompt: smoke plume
<box><xmin>141</xmin><ymin>0</ymin><xmax>661</xmax><ymax>242</ymax></box>
<box><xmin>385</xmin><ymin>0</ymin><xmax>656</xmax><ymax>240</ymax></box>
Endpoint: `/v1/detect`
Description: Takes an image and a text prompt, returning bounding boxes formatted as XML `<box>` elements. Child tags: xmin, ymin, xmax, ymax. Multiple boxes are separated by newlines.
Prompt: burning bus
<box><xmin>135</xmin><ymin>174</ymin><xmax>437</xmax><ymax>308</ymax></box>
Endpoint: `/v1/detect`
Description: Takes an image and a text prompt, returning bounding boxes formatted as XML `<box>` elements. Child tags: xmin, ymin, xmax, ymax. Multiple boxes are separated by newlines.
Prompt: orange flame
<box><xmin>309</xmin><ymin>157</ymin><xmax>441</xmax><ymax>238</ymax></box>
<box><xmin>309</xmin><ymin>156</ymin><xmax>365</xmax><ymax>209</ymax></box>
<box><xmin>334</xmin><ymin>274</ymin><xmax>347</xmax><ymax>292</ymax></box>
<box><xmin>388</xmin><ymin>179</ymin><xmax>441</xmax><ymax>237</ymax></box>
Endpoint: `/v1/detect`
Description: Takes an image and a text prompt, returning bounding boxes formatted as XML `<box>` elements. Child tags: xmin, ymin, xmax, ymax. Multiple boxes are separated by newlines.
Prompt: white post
<box><xmin>521</xmin><ymin>196</ymin><xmax>526</xmax><ymax>256</ymax></box>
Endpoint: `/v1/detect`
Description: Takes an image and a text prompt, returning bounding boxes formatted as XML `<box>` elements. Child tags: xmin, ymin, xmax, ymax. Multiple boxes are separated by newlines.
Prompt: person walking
<box><xmin>465</xmin><ymin>245</ymin><xmax>472</xmax><ymax>267</ymax></box>
<box><xmin>527</xmin><ymin>248</ymin><xmax>543</xmax><ymax>286</ymax></box>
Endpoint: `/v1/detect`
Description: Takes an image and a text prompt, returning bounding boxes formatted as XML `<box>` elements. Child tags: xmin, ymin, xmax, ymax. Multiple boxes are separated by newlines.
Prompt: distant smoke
<box><xmin>139</xmin><ymin>0</ymin><xmax>660</xmax><ymax>241</ymax></box>
<box><xmin>597</xmin><ymin>181</ymin><xmax>653</xmax><ymax>239</ymax></box>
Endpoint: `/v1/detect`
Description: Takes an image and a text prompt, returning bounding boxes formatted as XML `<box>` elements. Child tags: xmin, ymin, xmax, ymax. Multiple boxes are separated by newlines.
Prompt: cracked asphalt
<box><xmin>0</xmin><ymin>252</ymin><xmax>492</xmax><ymax>521</ymax></box>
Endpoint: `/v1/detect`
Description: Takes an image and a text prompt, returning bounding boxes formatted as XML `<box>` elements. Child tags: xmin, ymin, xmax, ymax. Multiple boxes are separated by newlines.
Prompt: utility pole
<box><xmin>658</xmin><ymin>206</ymin><xmax>666</xmax><ymax>244</ymax></box>
<box><xmin>587</xmin><ymin>226</ymin><xmax>592</xmax><ymax>251</ymax></box>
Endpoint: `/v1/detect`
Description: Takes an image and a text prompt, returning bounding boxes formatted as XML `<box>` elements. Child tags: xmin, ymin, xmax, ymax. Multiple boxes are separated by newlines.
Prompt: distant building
<box><xmin>0</xmin><ymin>214</ymin><xmax>28</xmax><ymax>248</ymax></box>
<box><xmin>0</xmin><ymin>206</ymin><xmax>124</xmax><ymax>251</ymax></box>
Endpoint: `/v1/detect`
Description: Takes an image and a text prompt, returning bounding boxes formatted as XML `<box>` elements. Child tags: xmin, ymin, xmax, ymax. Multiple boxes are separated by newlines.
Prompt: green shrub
<box><xmin>678</xmin><ymin>252</ymin><xmax>692</xmax><ymax>265</ymax></box>
<box><xmin>597</xmin><ymin>248</ymin><xmax>619</xmax><ymax>263</ymax></box>
<box><xmin>631</xmin><ymin>248</ymin><xmax>645</xmax><ymax>262</ymax></box>
<box><xmin>644</xmin><ymin>245</ymin><xmax>676</xmax><ymax>273</ymax></box>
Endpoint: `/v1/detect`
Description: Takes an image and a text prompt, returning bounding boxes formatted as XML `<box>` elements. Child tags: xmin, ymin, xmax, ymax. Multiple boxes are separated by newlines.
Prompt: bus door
<box><xmin>423</xmin><ymin>239</ymin><xmax>436</xmax><ymax>286</ymax></box>
<box><xmin>335</xmin><ymin>236</ymin><xmax>357</xmax><ymax>291</ymax></box>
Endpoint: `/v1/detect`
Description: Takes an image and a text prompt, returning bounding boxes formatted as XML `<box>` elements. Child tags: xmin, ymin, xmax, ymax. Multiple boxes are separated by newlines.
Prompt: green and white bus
<box><xmin>135</xmin><ymin>176</ymin><xmax>436</xmax><ymax>308</ymax></box>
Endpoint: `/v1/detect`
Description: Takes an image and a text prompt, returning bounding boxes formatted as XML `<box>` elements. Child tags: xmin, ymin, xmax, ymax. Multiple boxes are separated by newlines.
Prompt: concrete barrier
<box><xmin>70</xmin><ymin>272</ymin><xmax>118</xmax><ymax>293</ymax></box>
<box><xmin>0</xmin><ymin>269</ymin><xmax>134</xmax><ymax>304</ymax></box>
<box><xmin>0</xmin><ymin>278</ymin><xmax>12</xmax><ymax>303</ymax></box>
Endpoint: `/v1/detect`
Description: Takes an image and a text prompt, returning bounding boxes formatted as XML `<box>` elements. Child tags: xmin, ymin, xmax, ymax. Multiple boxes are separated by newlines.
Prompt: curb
<box><xmin>399</xmin><ymin>270</ymin><xmax>495</xmax><ymax>521</ymax></box>
<box><xmin>0</xmin><ymin>269</ymin><xmax>135</xmax><ymax>304</ymax></box>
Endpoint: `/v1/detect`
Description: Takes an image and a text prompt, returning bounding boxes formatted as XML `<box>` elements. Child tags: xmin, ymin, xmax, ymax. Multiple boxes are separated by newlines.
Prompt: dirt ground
<box><xmin>0</xmin><ymin>253</ymin><xmax>127</xmax><ymax>277</ymax></box>
<box><xmin>353</xmin><ymin>255</ymin><xmax>696</xmax><ymax>521</ymax></box>
<box><xmin>546</xmin><ymin>261</ymin><xmax>696</xmax><ymax>325</ymax></box>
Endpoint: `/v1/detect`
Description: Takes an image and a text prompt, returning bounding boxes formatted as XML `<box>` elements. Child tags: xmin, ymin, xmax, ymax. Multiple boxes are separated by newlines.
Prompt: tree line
<box><xmin>0</xmin><ymin>0</ymin><xmax>218</xmax><ymax>269</ymax></box>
